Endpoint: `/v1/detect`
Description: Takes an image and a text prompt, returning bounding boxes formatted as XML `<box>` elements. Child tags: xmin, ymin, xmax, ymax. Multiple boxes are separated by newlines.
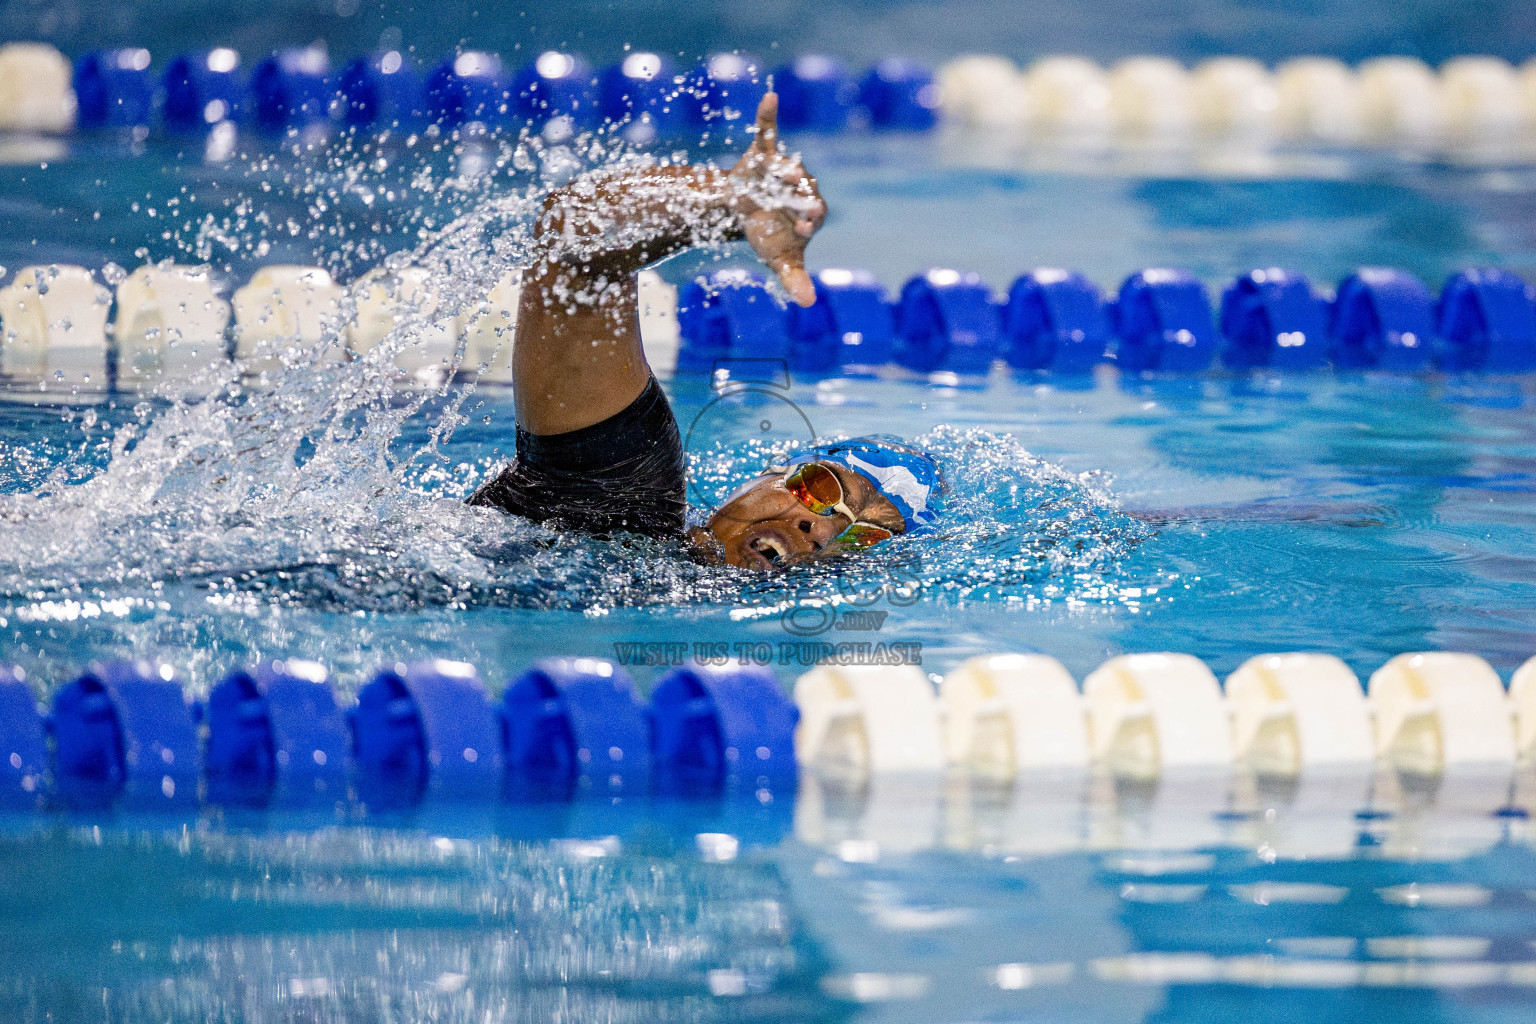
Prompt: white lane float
<box><xmin>232</xmin><ymin>265</ymin><xmax>345</xmax><ymax>370</ymax></box>
<box><xmin>1439</xmin><ymin>56</ymin><xmax>1524</xmax><ymax>139</ymax></box>
<box><xmin>347</xmin><ymin>266</ymin><xmax>460</xmax><ymax>379</ymax></box>
<box><xmin>793</xmin><ymin>665</ymin><xmax>945</xmax><ymax>852</ymax></box>
<box><xmin>0</xmin><ymin>43</ymin><xmax>75</xmax><ymax>134</ymax></box>
<box><xmin>1083</xmin><ymin>653</ymin><xmax>1232</xmax><ymax>778</ymax></box>
<box><xmin>1093</xmin><ymin>769</ymin><xmax>1235</xmax><ymax>851</ymax></box>
<box><xmin>456</xmin><ymin>268</ymin><xmax>667</xmax><ymax>384</ymax></box>
<box><xmin>458</xmin><ymin>270</ymin><xmax>522</xmax><ymax>384</ymax></box>
<box><xmin>1507</xmin><ymin>655</ymin><xmax>1536</xmax><ymax>759</ymax></box>
<box><xmin>1275</xmin><ymin>57</ymin><xmax>1363</xmax><ymax>142</ymax></box>
<box><xmin>945</xmin><ymin>689</ymin><xmax>1081</xmax><ymax>849</ymax></box>
<box><xmin>1237</xmin><ymin>764</ymin><xmax>1376</xmax><ymax>859</ymax></box>
<box><xmin>1190</xmin><ymin>58</ymin><xmax>1279</xmax><ymax>134</ymax></box>
<box><xmin>1372</xmin><ymin>753</ymin><xmax>1516</xmax><ymax>861</ymax></box>
<box><xmin>942</xmin><ymin>769</ymin><xmax>1090</xmax><ymax>854</ymax></box>
<box><xmin>112</xmin><ymin>264</ymin><xmax>231</xmax><ymax>382</ymax></box>
<box><xmin>940</xmin><ymin>653</ymin><xmax>1089</xmax><ymax>779</ymax></box>
<box><xmin>793</xmin><ymin>664</ymin><xmax>944</xmax><ymax>777</ymax></box>
<box><xmin>638</xmin><ymin>269</ymin><xmax>680</xmax><ymax>377</ymax></box>
<box><xmin>938</xmin><ymin>54</ymin><xmax>1029</xmax><ymax>127</ymax></box>
<box><xmin>1082</xmin><ymin>660</ymin><xmax>1234</xmax><ymax>850</ymax></box>
<box><xmin>1023</xmin><ymin>56</ymin><xmax>1111</xmax><ymax>133</ymax></box>
<box><xmin>1359</xmin><ymin>57</ymin><xmax>1445</xmax><ymax>141</ymax></box>
<box><xmin>1368</xmin><ymin>652</ymin><xmax>1515</xmax><ymax>773</ymax></box>
<box><xmin>1226</xmin><ymin>653</ymin><xmax>1374</xmax><ymax>773</ymax></box>
<box><xmin>1107</xmin><ymin>57</ymin><xmax>1194</xmax><ymax>136</ymax></box>
<box><xmin>1523</xmin><ymin>58</ymin><xmax>1536</xmax><ymax>128</ymax></box>
<box><xmin>792</xmin><ymin>768</ymin><xmax>946</xmax><ymax>854</ymax></box>
<box><xmin>1226</xmin><ymin>652</ymin><xmax>1375</xmax><ymax>856</ymax></box>
<box><xmin>0</xmin><ymin>264</ymin><xmax>111</xmax><ymax>387</ymax></box>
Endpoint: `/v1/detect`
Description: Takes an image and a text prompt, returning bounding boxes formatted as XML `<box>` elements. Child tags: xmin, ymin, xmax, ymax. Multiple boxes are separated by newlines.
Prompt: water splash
<box><xmin>683</xmin><ymin>423</ymin><xmax>1153</xmax><ymax>613</ymax></box>
<box><xmin>0</xmin><ymin>394</ymin><xmax>1148</xmax><ymax>620</ymax></box>
<box><xmin>0</xmin><ymin>126</ymin><xmax>1151</xmax><ymax>636</ymax></box>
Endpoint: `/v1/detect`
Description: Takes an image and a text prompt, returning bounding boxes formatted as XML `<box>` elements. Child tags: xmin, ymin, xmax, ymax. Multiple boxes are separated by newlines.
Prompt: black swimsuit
<box><xmin>467</xmin><ymin>376</ymin><xmax>687</xmax><ymax>539</ymax></box>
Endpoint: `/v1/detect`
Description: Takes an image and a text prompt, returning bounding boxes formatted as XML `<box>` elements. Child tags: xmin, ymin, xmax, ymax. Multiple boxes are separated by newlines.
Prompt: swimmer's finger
<box><xmin>785</xmin><ymin>267</ymin><xmax>817</xmax><ymax>307</ymax></box>
<box><xmin>801</xmin><ymin>188</ymin><xmax>827</xmax><ymax>229</ymax></box>
<box><xmin>776</xmin><ymin>158</ymin><xmax>808</xmax><ymax>182</ymax></box>
<box><xmin>780</xmin><ymin>169</ymin><xmax>825</xmax><ymax>228</ymax></box>
<box><xmin>753</xmin><ymin>92</ymin><xmax>779</xmax><ymax>152</ymax></box>
<box><xmin>773</xmin><ymin>253</ymin><xmax>816</xmax><ymax>307</ymax></box>
<box><xmin>791</xmin><ymin>196</ymin><xmax>825</xmax><ymax>237</ymax></box>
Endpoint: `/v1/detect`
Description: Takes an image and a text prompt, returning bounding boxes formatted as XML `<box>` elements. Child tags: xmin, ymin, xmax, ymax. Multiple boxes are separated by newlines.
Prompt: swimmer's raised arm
<box><xmin>513</xmin><ymin>93</ymin><xmax>826</xmax><ymax>435</ymax></box>
<box><xmin>473</xmin><ymin>97</ymin><xmax>928</xmax><ymax>562</ymax></box>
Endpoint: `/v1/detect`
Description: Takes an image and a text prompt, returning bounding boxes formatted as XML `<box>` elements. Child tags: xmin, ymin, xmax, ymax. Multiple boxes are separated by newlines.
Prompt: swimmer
<box><xmin>469</xmin><ymin>93</ymin><xmax>943</xmax><ymax>569</ymax></box>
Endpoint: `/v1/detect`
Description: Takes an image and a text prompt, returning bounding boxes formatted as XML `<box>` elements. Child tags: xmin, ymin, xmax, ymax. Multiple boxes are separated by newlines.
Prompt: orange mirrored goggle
<box><xmin>781</xmin><ymin>461</ymin><xmax>895</xmax><ymax>550</ymax></box>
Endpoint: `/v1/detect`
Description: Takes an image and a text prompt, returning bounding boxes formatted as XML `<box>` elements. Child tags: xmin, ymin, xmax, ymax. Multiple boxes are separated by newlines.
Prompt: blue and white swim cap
<box><xmin>779</xmin><ymin>435</ymin><xmax>945</xmax><ymax>533</ymax></box>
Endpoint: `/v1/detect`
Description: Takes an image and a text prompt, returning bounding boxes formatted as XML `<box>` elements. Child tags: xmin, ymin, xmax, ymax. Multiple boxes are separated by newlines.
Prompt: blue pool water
<box><xmin>7</xmin><ymin>0</ymin><xmax>1536</xmax><ymax>74</ymax></box>
<box><xmin>4</xmin><ymin>368</ymin><xmax>1536</xmax><ymax>685</ymax></box>
<box><xmin>1</xmin><ymin>130</ymin><xmax>1534</xmax><ymax>685</ymax></box>
<box><xmin>4</xmin><ymin>136</ymin><xmax>1536</xmax><ymax>1020</ymax></box>
<box><xmin>6</xmin><ymin>773</ymin><xmax>1536</xmax><ymax>1023</ymax></box>
<box><xmin>3</xmin><ymin>2</ymin><xmax>1536</xmax><ymax>1022</ymax></box>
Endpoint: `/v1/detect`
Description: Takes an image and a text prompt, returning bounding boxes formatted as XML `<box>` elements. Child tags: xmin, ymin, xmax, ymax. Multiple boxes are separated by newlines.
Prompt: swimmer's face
<box><xmin>688</xmin><ymin>463</ymin><xmax>905</xmax><ymax>570</ymax></box>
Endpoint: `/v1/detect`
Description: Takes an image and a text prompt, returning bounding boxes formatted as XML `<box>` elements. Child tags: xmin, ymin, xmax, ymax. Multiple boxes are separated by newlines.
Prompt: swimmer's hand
<box><xmin>729</xmin><ymin>92</ymin><xmax>826</xmax><ymax>307</ymax></box>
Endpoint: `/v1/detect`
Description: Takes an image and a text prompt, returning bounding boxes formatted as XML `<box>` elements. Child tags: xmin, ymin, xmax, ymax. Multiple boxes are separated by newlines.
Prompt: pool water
<box><xmin>1</xmin><ymin>123</ymin><xmax>1535</xmax><ymax>683</ymax></box>
<box><xmin>2</xmin><ymin>127</ymin><xmax>1536</xmax><ymax>684</ymax></box>
<box><xmin>3</xmin><ymin>369</ymin><xmax>1534</xmax><ymax>686</ymax></box>
<box><xmin>6</xmin><ymin>770</ymin><xmax>1536</xmax><ymax>1023</ymax></box>
<box><xmin>4</xmin><ymin>7</ymin><xmax>1536</xmax><ymax>1021</ymax></box>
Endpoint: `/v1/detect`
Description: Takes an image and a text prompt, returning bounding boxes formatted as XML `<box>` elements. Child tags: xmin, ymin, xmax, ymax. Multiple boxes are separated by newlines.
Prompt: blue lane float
<box><xmin>0</xmin><ymin>667</ymin><xmax>45</xmax><ymax>805</ymax></box>
<box><xmin>160</xmin><ymin>49</ymin><xmax>243</xmax><ymax>131</ymax></box>
<box><xmin>893</xmin><ymin>269</ymin><xmax>1003</xmax><ymax>375</ymax></box>
<box><xmin>785</xmin><ymin>268</ymin><xmax>896</xmax><ymax>372</ymax></box>
<box><xmin>1003</xmin><ymin>268</ymin><xmax>1111</xmax><ymax>372</ymax></box>
<box><xmin>598</xmin><ymin>52</ymin><xmax>681</xmax><ymax>140</ymax></box>
<box><xmin>689</xmin><ymin>52</ymin><xmax>766</xmax><ymax>131</ymax></box>
<box><xmin>247</xmin><ymin>48</ymin><xmax>332</xmax><ymax>133</ymax></box>
<box><xmin>773</xmin><ymin>55</ymin><xmax>856</xmax><ymax>131</ymax></box>
<box><xmin>502</xmin><ymin>658</ymin><xmax>651</xmax><ymax>799</ymax></box>
<box><xmin>205</xmin><ymin>659</ymin><xmax>348</xmax><ymax>806</ymax></box>
<box><xmin>1329</xmin><ymin>268</ymin><xmax>1434</xmax><ymax>371</ymax></box>
<box><xmin>50</xmin><ymin>662</ymin><xmax>199</xmax><ymax>807</ymax></box>
<box><xmin>48</xmin><ymin>44</ymin><xmax>944</xmax><ymax>139</ymax></box>
<box><xmin>1436</xmin><ymin>268</ymin><xmax>1536</xmax><ymax>373</ymax></box>
<box><xmin>1111</xmin><ymin>269</ymin><xmax>1218</xmax><ymax>372</ymax></box>
<box><xmin>650</xmin><ymin>664</ymin><xmax>798</xmax><ymax>796</ymax></box>
<box><xmin>351</xmin><ymin>660</ymin><xmax>502</xmax><ymax>803</ymax></box>
<box><xmin>38</xmin><ymin>43</ymin><xmax>953</xmax><ymax>140</ymax></box>
<box><xmin>74</xmin><ymin>49</ymin><xmax>155</xmax><ymax>129</ymax></box>
<box><xmin>859</xmin><ymin>58</ymin><xmax>939</xmax><ymax>130</ymax></box>
<box><xmin>677</xmin><ymin>270</ymin><xmax>789</xmax><ymax>371</ymax></box>
<box><xmin>426</xmin><ymin>51</ymin><xmax>507</xmax><ymax>129</ymax></box>
<box><xmin>336</xmin><ymin>51</ymin><xmax>423</xmax><ymax>131</ymax></box>
<box><xmin>1220</xmin><ymin>268</ymin><xmax>1330</xmax><ymax>371</ymax></box>
<box><xmin>511</xmin><ymin>50</ymin><xmax>597</xmax><ymax>130</ymax></box>
<box><xmin>0</xmin><ymin>655</ymin><xmax>807</xmax><ymax>813</ymax></box>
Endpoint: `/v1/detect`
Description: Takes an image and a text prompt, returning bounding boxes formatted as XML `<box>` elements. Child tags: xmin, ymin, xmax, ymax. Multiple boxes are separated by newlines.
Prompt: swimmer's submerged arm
<box><xmin>513</xmin><ymin>93</ymin><xmax>825</xmax><ymax>436</ymax></box>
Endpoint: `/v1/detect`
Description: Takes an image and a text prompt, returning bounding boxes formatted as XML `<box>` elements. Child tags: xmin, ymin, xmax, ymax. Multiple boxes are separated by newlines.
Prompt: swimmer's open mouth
<box><xmin>749</xmin><ymin>536</ymin><xmax>787</xmax><ymax>568</ymax></box>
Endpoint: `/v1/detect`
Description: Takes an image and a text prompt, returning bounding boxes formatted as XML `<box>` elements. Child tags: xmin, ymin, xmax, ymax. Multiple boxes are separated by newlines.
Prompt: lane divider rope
<box><xmin>0</xmin><ymin>649</ymin><xmax>1533</xmax><ymax>811</ymax></box>
<box><xmin>4</xmin><ymin>42</ymin><xmax>1536</xmax><ymax>149</ymax></box>
<box><xmin>0</xmin><ymin>42</ymin><xmax>939</xmax><ymax>137</ymax></box>
<box><xmin>11</xmin><ymin>261</ymin><xmax>1534</xmax><ymax>389</ymax></box>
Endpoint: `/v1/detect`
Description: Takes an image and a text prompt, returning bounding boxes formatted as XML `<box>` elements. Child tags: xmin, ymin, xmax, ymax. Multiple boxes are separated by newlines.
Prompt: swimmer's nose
<box><xmin>796</xmin><ymin>513</ymin><xmax>842</xmax><ymax>550</ymax></box>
